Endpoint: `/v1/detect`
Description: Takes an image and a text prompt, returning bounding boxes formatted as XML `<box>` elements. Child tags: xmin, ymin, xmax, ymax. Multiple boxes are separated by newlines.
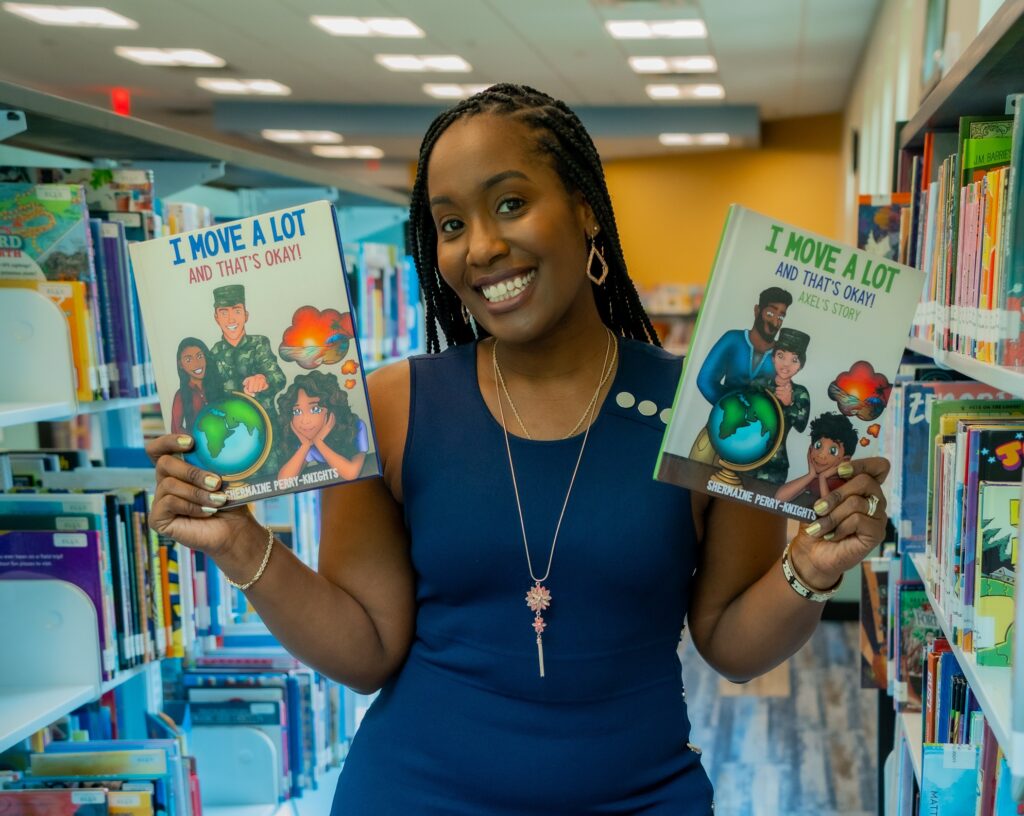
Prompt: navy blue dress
<box><xmin>331</xmin><ymin>337</ymin><xmax>714</xmax><ymax>814</ymax></box>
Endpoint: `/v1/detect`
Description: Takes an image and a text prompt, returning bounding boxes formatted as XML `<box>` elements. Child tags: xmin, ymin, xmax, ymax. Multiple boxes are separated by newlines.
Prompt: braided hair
<box><xmin>407</xmin><ymin>83</ymin><xmax>660</xmax><ymax>353</ymax></box>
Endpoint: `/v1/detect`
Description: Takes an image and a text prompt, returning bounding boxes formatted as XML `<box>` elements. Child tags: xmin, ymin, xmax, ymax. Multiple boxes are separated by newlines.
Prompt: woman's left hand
<box><xmin>789</xmin><ymin>456</ymin><xmax>890</xmax><ymax>590</ymax></box>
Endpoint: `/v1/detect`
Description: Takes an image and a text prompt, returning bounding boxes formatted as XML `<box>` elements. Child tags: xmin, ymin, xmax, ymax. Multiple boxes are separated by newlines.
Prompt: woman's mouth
<box><xmin>479</xmin><ymin>270</ymin><xmax>536</xmax><ymax>304</ymax></box>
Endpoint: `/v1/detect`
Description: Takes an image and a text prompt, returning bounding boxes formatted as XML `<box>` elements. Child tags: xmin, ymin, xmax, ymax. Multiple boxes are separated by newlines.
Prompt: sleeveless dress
<box><xmin>331</xmin><ymin>337</ymin><xmax>714</xmax><ymax>815</ymax></box>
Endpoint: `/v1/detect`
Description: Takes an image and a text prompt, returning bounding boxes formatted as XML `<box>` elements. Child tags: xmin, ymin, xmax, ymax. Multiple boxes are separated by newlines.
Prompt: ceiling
<box><xmin>0</xmin><ymin>0</ymin><xmax>880</xmax><ymax>195</ymax></box>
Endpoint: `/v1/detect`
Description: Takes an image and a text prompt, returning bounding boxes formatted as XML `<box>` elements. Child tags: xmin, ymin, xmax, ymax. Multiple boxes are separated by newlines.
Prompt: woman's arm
<box><xmin>147</xmin><ymin>362</ymin><xmax>415</xmax><ymax>694</ymax></box>
<box><xmin>687</xmin><ymin>459</ymin><xmax>888</xmax><ymax>682</ymax></box>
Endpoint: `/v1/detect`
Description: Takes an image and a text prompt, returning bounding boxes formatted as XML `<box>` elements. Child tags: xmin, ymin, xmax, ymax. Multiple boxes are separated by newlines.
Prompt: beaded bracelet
<box><xmin>226</xmin><ymin>525</ymin><xmax>274</xmax><ymax>591</ymax></box>
<box><xmin>781</xmin><ymin>539</ymin><xmax>842</xmax><ymax>603</ymax></box>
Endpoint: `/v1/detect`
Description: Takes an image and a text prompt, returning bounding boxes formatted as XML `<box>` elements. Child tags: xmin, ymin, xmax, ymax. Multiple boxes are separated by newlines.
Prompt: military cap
<box><xmin>213</xmin><ymin>284</ymin><xmax>245</xmax><ymax>308</ymax></box>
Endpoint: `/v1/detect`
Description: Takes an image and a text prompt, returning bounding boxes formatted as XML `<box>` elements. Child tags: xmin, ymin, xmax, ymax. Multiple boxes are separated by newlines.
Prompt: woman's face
<box><xmin>773</xmin><ymin>349</ymin><xmax>802</xmax><ymax>381</ymax></box>
<box><xmin>179</xmin><ymin>345</ymin><xmax>206</xmax><ymax>380</ymax></box>
<box><xmin>427</xmin><ymin>113</ymin><xmax>598</xmax><ymax>343</ymax></box>
<box><xmin>291</xmin><ymin>388</ymin><xmax>328</xmax><ymax>440</ymax></box>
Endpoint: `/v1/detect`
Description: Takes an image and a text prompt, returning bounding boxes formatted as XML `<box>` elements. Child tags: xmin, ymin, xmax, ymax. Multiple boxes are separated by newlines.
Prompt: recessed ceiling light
<box><xmin>311</xmin><ymin>15</ymin><xmax>423</xmax><ymax>37</ymax></box>
<box><xmin>115</xmin><ymin>47</ymin><xmax>225</xmax><ymax>67</ymax></box>
<box><xmin>423</xmin><ymin>83</ymin><xmax>491</xmax><ymax>99</ymax></box>
<box><xmin>630</xmin><ymin>56</ymin><xmax>718</xmax><ymax>74</ymax></box>
<box><xmin>262</xmin><ymin>129</ymin><xmax>343</xmax><ymax>144</ymax></box>
<box><xmin>312</xmin><ymin>145</ymin><xmax>385</xmax><ymax>159</ymax></box>
<box><xmin>3</xmin><ymin>2</ymin><xmax>137</xmax><ymax>27</ymax></box>
<box><xmin>606</xmin><ymin>19</ymin><xmax>707</xmax><ymax>39</ymax></box>
<box><xmin>646</xmin><ymin>83</ymin><xmax>725</xmax><ymax>100</ymax></box>
<box><xmin>659</xmin><ymin>132</ymin><xmax>731</xmax><ymax>146</ymax></box>
<box><xmin>375</xmin><ymin>54</ymin><xmax>471</xmax><ymax>72</ymax></box>
<box><xmin>196</xmin><ymin>78</ymin><xmax>291</xmax><ymax>96</ymax></box>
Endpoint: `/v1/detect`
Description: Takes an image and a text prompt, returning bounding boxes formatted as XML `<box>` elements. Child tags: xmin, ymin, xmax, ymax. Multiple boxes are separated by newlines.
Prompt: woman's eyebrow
<box><xmin>429</xmin><ymin>170</ymin><xmax>530</xmax><ymax>207</ymax></box>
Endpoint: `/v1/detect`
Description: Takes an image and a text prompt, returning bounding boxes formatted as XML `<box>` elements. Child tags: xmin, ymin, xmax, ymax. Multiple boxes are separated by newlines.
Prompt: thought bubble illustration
<box><xmin>279</xmin><ymin>306</ymin><xmax>354</xmax><ymax>369</ymax></box>
<box><xmin>827</xmin><ymin>361</ymin><xmax>892</xmax><ymax>421</ymax></box>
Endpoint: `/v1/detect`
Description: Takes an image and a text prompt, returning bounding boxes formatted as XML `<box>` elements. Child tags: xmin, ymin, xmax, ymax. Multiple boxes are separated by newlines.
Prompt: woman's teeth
<box><xmin>481</xmin><ymin>270</ymin><xmax>536</xmax><ymax>303</ymax></box>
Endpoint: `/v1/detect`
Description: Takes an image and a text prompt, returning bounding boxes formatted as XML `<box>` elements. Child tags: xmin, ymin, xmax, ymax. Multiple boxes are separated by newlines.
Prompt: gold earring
<box><xmin>461</xmin><ymin>303</ymin><xmax>472</xmax><ymax>324</ymax></box>
<box><xmin>586</xmin><ymin>229</ymin><xmax>609</xmax><ymax>286</ymax></box>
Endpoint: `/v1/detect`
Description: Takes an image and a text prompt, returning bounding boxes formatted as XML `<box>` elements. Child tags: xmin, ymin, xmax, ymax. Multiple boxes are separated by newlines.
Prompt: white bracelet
<box><xmin>227</xmin><ymin>526</ymin><xmax>274</xmax><ymax>591</ymax></box>
<box><xmin>782</xmin><ymin>540</ymin><xmax>842</xmax><ymax>603</ymax></box>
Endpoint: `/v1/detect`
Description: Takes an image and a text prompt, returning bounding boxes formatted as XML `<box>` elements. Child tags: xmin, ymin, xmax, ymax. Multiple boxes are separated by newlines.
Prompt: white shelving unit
<box><xmin>905</xmin><ymin>336</ymin><xmax>1024</xmax><ymax>396</ymax></box>
<box><xmin>897</xmin><ymin>711</ymin><xmax>923</xmax><ymax>783</ymax></box>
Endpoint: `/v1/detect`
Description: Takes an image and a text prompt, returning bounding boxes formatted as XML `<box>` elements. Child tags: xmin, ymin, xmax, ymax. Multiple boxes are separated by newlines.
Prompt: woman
<box><xmin>146</xmin><ymin>85</ymin><xmax>889</xmax><ymax>814</ymax></box>
<box><xmin>276</xmin><ymin>370</ymin><xmax>368</xmax><ymax>482</ymax></box>
<box><xmin>753</xmin><ymin>327</ymin><xmax>811</xmax><ymax>486</ymax></box>
<box><xmin>170</xmin><ymin>337</ymin><xmax>222</xmax><ymax>434</ymax></box>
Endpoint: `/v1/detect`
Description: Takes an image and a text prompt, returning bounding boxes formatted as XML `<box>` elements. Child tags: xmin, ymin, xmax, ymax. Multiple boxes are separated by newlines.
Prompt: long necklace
<box><xmin>491</xmin><ymin>330</ymin><xmax>613</xmax><ymax>677</ymax></box>
<box><xmin>494</xmin><ymin>327</ymin><xmax>617</xmax><ymax>439</ymax></box>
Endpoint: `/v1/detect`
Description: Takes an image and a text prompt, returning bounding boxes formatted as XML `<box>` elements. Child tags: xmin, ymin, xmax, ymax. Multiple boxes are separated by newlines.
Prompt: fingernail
<box><xmin>805</xmin><ymin>522</ymin><xmax>822</xmax><ymax>536</ymax></box>
<box><xmin>204</xmin><ymin>475</ymin><xmax>221</xmax><ymax>490</ymax></box>
<box><xmin>201</xmin><ymin>506</ymin><xmax>218</xmax><ymax>514</ymax></box>
<box><xmin>837</xmin><ymin>463</ymin><xmax>854</xmax><ymax>479</ymax></box>
<box><xmin>177</xmin><ymin>435</ymin><xmax>192</xmax><ymax>448</ymax></box>
<box><xmin>813</xmin><ymin>499</ymin><xmax>829</xmax><ymax>516</ymax></box>
<box><xmin>824</xmin><ymin>533</ymin><xmax>835</xmax><ymax>541</ymax></box>
<box><xmin>208</xmin><ymin>492</ymin><xmax>227</xmax><ymax>506</ymax></box>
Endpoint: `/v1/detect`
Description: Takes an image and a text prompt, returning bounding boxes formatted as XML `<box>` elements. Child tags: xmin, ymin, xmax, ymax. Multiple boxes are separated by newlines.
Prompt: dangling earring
<box><xmin>586</xmin><ymin>227</ymin><xmax>609</xmax><ymax>286</ymax></box>
<box><xmin>461</xmin><ymin>303</ymin><xmax>472</xmax><ymax>324</ymax></box>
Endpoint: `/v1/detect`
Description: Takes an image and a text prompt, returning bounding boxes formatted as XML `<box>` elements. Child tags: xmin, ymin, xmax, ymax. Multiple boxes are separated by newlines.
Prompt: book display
<box><xmin>0</xmin><ymin>82</ymin><xmax>420</xmax><ymax>815</ymax></box>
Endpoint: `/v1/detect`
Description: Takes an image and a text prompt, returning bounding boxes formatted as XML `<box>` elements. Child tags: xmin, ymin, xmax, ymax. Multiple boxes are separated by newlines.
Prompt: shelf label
<box><xmin>54</xmin><ymin>533</ymin><xmax>87</xmax><ymax>548</ymax></box>
<box><xmin>942</xmin><ymin>744</ymin><xmax>977</xmax><ymax>769</ymax></box>
<box><xmin>72</xmin><ymin>792</ymin><xmax>106</xmax><ymax>805</ymax></box>
<box><xmin>35</xmin><ymin>185</ymin><xmax>72</xmax><ymax>202</ymax></box>
<box><xmin>55</xmin><ymin>516</ymin><xmax>88</xmax><ymax>531</ymax></box>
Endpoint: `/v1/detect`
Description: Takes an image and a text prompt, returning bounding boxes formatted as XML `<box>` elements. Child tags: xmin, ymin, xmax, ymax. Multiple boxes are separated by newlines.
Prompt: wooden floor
<box><xmin>680</xmin><ymin>621</ymin><xmax>877</xmax><ymax>816</ymax></box>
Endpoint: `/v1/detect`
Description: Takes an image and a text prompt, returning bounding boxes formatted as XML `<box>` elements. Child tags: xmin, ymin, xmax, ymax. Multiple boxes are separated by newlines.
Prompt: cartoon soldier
<box><xmin>209</xmin><ymin>284</ymin><xmax>286</xmax><ymax>421</ymax></box>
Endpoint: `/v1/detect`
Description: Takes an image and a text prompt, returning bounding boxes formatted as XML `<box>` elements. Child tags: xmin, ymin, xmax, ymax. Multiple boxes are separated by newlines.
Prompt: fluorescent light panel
<box><xmin>196</xmin><ymin>78</ymin><xmax>291</xmax><ymax>96</ymax></box>
<box><xmin>375</xmin><ymin>54</ymin><xmax>471</xmax><ymax>72</ymax></box>
<box><xmin>3</xmin><ymin>2</ymin><xmax>137</xmax><ymax>27</ymax></box>
<box><xmin>646</xmin><ymin>83</ymin><xmax>725</xmax><ymax>100</ymax></box>
<box><xmin>659</xmin><ymin>132</ymin><xmax>731</xmax><ymax>146</ymax></box>
<box><xmin>311</xmin><ymin>15</ymin><xmax>423</xmax><ymax>37</ymax></box>
<box><xmin>115</xmin><ymin>47</ymin><xmax>225</xmax><ymax>67</ymax></box>
<box><xmin>262</xmin><ymin>129</ymin><xmax>342</xmax><ymax>144</ymax></box>
<box><xmin>607</xmin><ymin>19</ymin><xmax>707</xmax><ymax>39</ymax></box>
<box><xmin>312</xmin><ymin>145</ymin><xmax>384</xmax><ymax>159</ymax></box>
<box><xmin>423</xmin><ymin>83</ymin><xmax>490</xmax><ymax>99</ymax></box>
<box><xmin>630</xmin><ymin>55</ymin><xmax>718</xmax><ymax>74</ymax></box>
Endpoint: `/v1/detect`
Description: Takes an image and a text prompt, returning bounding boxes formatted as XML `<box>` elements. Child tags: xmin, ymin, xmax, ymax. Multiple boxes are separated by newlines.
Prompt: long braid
<box><xmin>409</xmin><ymin>83</ymin><xmax>661</xmax><ymax>352</ymax></box>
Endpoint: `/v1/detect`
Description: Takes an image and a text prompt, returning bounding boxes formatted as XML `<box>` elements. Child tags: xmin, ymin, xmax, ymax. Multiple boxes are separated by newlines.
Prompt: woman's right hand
<box><xmin>146</xmin><ymin>433</ymin><xmax>259</xmax><ymax>553</ymax></box>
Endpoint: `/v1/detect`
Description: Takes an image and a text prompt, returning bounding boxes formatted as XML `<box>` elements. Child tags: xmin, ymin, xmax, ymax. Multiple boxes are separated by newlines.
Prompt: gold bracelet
<box><xmin>227</xmin><ymin>525</ymin><xmax>274</xmax><ymax>591</ymax></box>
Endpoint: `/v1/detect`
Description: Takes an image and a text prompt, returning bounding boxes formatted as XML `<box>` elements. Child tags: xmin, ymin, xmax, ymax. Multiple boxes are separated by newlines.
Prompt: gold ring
<box><xmin>866</xmin><ymin>494</ymin><xmax>879</xmax><ymax>517</ymax></box>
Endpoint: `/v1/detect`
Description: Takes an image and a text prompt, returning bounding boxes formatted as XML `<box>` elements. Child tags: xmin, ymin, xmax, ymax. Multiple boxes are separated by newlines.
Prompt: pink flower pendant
<box><xmin>525</xmin><ymin>582</ymin><xmax>551</xmax><ymax>677</ymax></box>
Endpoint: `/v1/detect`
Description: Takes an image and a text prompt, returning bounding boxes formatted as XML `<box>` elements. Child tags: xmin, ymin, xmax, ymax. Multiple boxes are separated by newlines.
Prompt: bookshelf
<box><xmin>904</xmin><ymin>337</ymin><xmax>1024</xmax><ymax>397</ymax></box>
<box><xmin>899</xmin><ymin>711</ymin><xmax>923</xmax><ymax>783</ymax></box>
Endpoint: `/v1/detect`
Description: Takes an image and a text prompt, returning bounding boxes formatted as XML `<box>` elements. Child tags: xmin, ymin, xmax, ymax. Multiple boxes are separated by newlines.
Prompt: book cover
<box><xmin>896</xmin><ymin>582</ymin><xmax>941</xmax><ymax>712</ymax></box>
<box><xmin>656</xmin><ymin>206</ymin><xmax>924</xmax><ymax>520</ymax></box>
<box><xmin>973</xmin><ymin>481</ymin><xmax>1018</xmax><ymax>666</ymax></box>
<box><xmin>129</xmin><ymin>201</ymin><xmax>381</xmax><ymax>506</ymax></box>
<box><xmin>918</xmin><ymin>743</ymin><xmax>979</xmax><ymax>815</ymax></box>
<box><xmin>857</xmin><ymin>192</ymin><xmax>911</xmax><ymax>260</ymax></box>
<box><xmin>0</xmin><ymin>183</ymin><xmax>93</xmax><ymax>282</ymax></box>
<box><xmin>0</xmin><ymin>789</ymin><xmax>108</xmax><ymax>816</ymax></box>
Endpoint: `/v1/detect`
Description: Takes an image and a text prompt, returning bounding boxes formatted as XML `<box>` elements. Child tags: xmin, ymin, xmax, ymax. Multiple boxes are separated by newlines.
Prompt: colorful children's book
<box><xmin>895</xmin><ymin>582</ymin><xmax>941</xmax><ymax>712</ymax></box>
<box><xmin>0</xmin><ymin>789</ymin><xmax>109</xmax><ymax>815</ymax></box>
<box><xmin>857</xmin><ymin>192</ymin><xmax>911</xmax><ymax>260</ymax></box>
<box><xmin>919</xmin><ymin>743</ymin><xmax>979</xmax><ymax>814</ymax></box>
<box><xmin>656</xmin><ymin>205</ymin><xmax>924</xmax><ymax>519</ymax></box>
<box><xmin>129</xmin><ymin>201</ymin><xmax>381</xmax><ymax>506</ymax></box>
<box><xmin>973</xmin><ymin>481</ymin><xmax>1018</xmax><ymax>666</ymax></box>
<box><xmin>0</xmin><ymin>183</ymin><xmax>93</xmax><ymax>281</ymax></box>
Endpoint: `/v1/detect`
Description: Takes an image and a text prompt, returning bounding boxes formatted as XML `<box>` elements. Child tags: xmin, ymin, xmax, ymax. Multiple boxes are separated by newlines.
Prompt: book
<box><xmin>128</xmin><ymin>201</ymin><xmax>381</xmax><ymax>506</ymax></box>
<box><xmin>919</xmin><ymin>743</ymin><xmax>979</xmax><ymax>814</ymax></box>
<box><xmin>857</xmin><ymin>192</ymin><xmax>911</xmax><ymax>260</ymax></box>
<box><xmin>860</xmin><ymin>557</ymin><xmax>890</xmax><ymax>689</ymax></box>
<box><xmin>0</xmin><ymin>183</ymin><xmax>93</xmax><ymax>281</ymax></box>
<box><xmin>973</xmin><ymin>481</ymin><xmax>1018</xmax><ymax>666</ymax></box>
<box><xmin>656</xmin><ymin>205</ymin><xmax>924</xmax><ymax>519</ymax></box>
<box><xmin>0</xmin><ymin>789</ymin><xmax>108</xmax><ymax>815</ymax></box>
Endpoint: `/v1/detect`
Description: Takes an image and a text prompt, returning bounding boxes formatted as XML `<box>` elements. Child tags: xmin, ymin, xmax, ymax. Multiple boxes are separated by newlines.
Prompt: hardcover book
<box><xmin>129</xmin><ymin>201</ymin><xmax>381</xmax><ymax>506</ymax></box>
<box><xmin>656</xmin><ymin>206</ymin><xmax>924</xmax><ymax>520</ymax></box>
<box><xmin>0</xmin><ymin>183</ymin><xmax>93</xmax><ymax>281</ymax></box>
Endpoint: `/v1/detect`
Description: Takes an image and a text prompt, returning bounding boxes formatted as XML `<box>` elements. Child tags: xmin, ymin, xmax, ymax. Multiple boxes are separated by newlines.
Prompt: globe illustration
<box><xmin>187</xmin><ymin>392</ymin><xmax>271</xmax><ymax>480</ymax></box>
<box><xmin>706</xmin><ymin>387</ymin><xmax>784</xmax><ymax>483</ymax></box>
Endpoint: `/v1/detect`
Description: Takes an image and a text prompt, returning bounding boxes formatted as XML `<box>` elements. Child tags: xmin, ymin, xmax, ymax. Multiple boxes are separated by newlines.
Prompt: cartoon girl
<box><xmin>753</xmin><ymin>327</ymin><xmax>811</xmax><ymax>485</ymax></box>
<box><xmin>775</xmin><ymin>412</ymin><xmax>858</xmax><ymax>503</ymax></box>
<box><xmin>276</xmin><ymin>370</ymin><xmax>368</xmax><ymax>482</ymax></box>
<box><xmin>171</xmin><ymin>337</ymin><xmax>224</xmax><ymax>434</ymax></box>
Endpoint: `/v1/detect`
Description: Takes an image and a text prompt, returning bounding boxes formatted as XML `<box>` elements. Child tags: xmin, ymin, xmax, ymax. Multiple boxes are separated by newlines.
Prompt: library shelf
<box><xmin>0</xmin><ymin>685</ymin><xmax>97</xmax><ymax>754</ymax></box>
<box><xmin>903</xmin><ymin>336</ymin><xmax>1024</xmax><ymax>398</ymax></box>
<box><xmin>0</xmin><ymin>400</ymin><xmax>77</xmax><ymax>429</ymax></box>
<box><xmin>908</xmin><ymin>553</ymin><xmax>1013</xmax><ymax>758</ymax></box>
<box><xmin>899</xmin><ymin>0</ymin><xmax>1024</xmax><ymax>149</ymax></box>
<box><xmin>77</xmin><ymin>396</ymin><xmax>161</xmax><ymax>415</ymax></box>
<box><xmin>98</xmin><ymin>663</ymin><xmax>151</xmax><ymax>696</ymax></box>
<box><xmin>899</xmin><ymin>710</ymin><xmax>923</xmax><ymax>783</ymax></box>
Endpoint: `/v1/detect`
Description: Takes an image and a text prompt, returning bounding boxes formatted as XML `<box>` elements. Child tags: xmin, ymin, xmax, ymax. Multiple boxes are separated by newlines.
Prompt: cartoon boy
<box><xmin>209</xmin><ymin>284</ymin><xmax>286</xmax><ymax>419</ymax></box>
<box><xmin>696</xmin><ymin>286</ymin><xmax>793</xmax><ymax>405</ymax></box>
<box><xmin>774</xmin><ymin>412</ymin><xmax>858</xmax><ymax>503</ymax></box>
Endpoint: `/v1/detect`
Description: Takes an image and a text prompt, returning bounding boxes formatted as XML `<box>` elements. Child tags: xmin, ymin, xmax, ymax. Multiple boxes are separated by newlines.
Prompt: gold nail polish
<box><xmin>208</xmin><ymin>492</ymin><xmax>227</xmax><ymax>506</ymax></box>
<box><xmin>813</xmin><ymin>499</ymin><xmax>829</xmax><ymax>516</ymax></box>
<box><xmin>837</xmin><ymin>462</ymin><xmax>854</xmax><ymax>478</ymax></box>
<box><xmin>201</xmin><ymin>506</ymin><xmax>218</xmax><ymax>514</ymax></box>
<box><xmin>204</xmin><ymin>475</ymin><xmax>221</xmax><ymax>490</ymax></box>
<box><xmin>805</xmin><ymin>522</ymin><xmax>822</xmax><ymax>536</ymax></box>
<box><xmin>823</xmin><ymin>533</ymin><xmax>835</xmax><ymax>541</ymax></box>
<box><xmin>177</xmin><ymin>435</ymin><xmax>192</xmax><ymax>448</ymax></box>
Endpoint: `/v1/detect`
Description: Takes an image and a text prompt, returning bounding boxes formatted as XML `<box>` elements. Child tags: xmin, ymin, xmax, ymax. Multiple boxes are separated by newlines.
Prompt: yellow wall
<box><xmin>605</xmin><ymin>113</ymin><xmax>846</xmax><ymax>289</ymax></box>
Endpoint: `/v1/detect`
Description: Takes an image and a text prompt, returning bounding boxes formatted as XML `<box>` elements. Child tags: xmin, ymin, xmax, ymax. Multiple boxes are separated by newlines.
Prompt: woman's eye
<box><xmin>440</xmin><ymin>217</ymin><xmax>464</xmax><ymax>234</ymax></box>
<box><xmin>497</xmin><ymin>197</ymin><xmax>524</xmax><ymax>214</ymax></box>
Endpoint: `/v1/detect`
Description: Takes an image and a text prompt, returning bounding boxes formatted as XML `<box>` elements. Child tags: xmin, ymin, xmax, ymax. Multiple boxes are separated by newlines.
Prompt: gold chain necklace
<box><xmin>493</xmin><ymin>327</ymin><xmax>617</xmax><ymax>440</ymax></box>
<box><xmin>490</xmin><ymin>331</ymin><xmax>613</xmax><ymax>677</ymax></box>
